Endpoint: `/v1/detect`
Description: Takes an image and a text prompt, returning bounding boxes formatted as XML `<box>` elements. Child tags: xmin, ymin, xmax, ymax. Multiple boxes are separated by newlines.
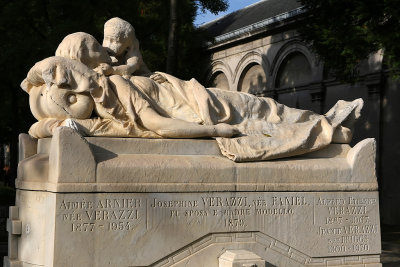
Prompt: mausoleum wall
<box><xmin>204</xmin><ymin>19</ymin><xmax>400</xmax><ymax>225</ymax></box>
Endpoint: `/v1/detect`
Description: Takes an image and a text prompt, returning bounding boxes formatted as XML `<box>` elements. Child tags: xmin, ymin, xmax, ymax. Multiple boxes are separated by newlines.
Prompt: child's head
<box><xmin>56</xmin><ymin>32</ymin><xmax>111</xmax><ymax>69</ymax></box>
<box><xmin>103</xmin><ymin>17</ymin><xmax>135</xmax><ymax>57</ymax></box>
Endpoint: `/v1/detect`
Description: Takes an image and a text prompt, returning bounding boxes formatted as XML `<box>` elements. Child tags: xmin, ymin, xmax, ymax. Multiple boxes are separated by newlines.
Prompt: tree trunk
<box><xmin>166</xmin><ymin>0</ymin><xmax>177</xmax><ymax>74</ymax></box>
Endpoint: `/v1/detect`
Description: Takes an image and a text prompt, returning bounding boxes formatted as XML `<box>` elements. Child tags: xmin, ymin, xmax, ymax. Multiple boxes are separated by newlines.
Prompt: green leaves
<box><xmin>0</xmin><ymin>0</ymin><xmax>228</xmax><ymax>144</ymax></box>
<box><xmin>196</xmin><ymin>0</ymin><xmax>228</xmax><ymax>15</ymax></box>
<box><xmin>299</xmin><ymin>0</ymin><xmax>397</xmax><ymax>82</ymax></box>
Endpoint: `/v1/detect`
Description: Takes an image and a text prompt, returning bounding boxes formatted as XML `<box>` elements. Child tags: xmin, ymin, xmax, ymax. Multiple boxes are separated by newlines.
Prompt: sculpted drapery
<box><xmin>21</xmin><ymin>29</ymin><xmax>363</xmax><ymax>162</ymax></box>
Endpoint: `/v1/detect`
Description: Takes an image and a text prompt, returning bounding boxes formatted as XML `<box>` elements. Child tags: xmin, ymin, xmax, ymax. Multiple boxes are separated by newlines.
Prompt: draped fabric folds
<box><xmin>100</xmin><ymin>72</ymin><xmax>363</xmax><ymax>162</ymax></box>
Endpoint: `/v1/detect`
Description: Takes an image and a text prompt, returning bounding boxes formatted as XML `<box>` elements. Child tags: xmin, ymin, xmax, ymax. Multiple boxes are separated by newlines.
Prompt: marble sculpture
<box><xmin>21</xmin><ymin>17</ymin><xmax>363</xmax><ymax>161</ymax></box>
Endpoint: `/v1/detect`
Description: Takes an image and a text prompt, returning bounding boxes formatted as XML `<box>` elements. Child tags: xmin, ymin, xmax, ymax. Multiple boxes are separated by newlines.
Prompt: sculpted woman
<box><xmin>21</xmin><ymin>30</ymin><xmax>363</xmax><ymax>162</ymax></box>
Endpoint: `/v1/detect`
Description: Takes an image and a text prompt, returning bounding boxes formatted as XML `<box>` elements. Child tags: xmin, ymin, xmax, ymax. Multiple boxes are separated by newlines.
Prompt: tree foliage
<box><xmin>0</xmin><ymin>0</ymin><xmax>227</xmax><ymax>178</ymax></box>
<box><xmin>0</xmin><ymin>0</ymin><xmax>227</xmax><ymax>143</ymax></box>
<box><xmin>298</xmin><ymin>0</ymin><xmax>400</xmax><ymax>81</ymax></box>
<box><xmin>196</xmin><ymin>0</ymin><xmax>228</xmax><ymax>14</ymax></box>
<box><xmin>166</xmin><ymin>0</ymin><xmax>228</xmax><ymax>74</ymax></box>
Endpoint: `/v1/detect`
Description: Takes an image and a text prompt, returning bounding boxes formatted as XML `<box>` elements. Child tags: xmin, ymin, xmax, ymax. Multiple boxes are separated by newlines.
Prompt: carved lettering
<box><xmin>57</xmin><ymin>193</ymin><xmax>379</xmax><ymax>256</ymax></box>
<box><xmin>272</xmin><ymin>196</ymin><xmax>308</xmax><ymax>206</ymax></box>
<box><xmin>60</xmin><ymin>200</ymin><xmax>94</xmax><ymax>210</ymax></box>
<box><xmin>328</xmin><ymin>206</ymin><xmax>367</xmax><ymax>215</ymax></box>
<box><xmin>201</xmin><ymin>197</ymin><xmax>248</xmax><ymax>207</ymax></box>
<box><xmin>316</xmin><ymin>197</ymin><xmax>345</xmax><ymax>206</ymax></box>
<box><xmin>348</xmin><ymin>197</ymin><xmax>377</xmax><ymax>205</ymax></box>
<box><xmin>59</xmin><ymin>198</ymin><xmax>142</xmax><ymax>233</ymax></box>
<box><xmin>255</xmin><ymin>208</ymin><xmax>293</xmax><ymax>215</ymax></box>
<box><xmin>151</xmin><ymin>198</ymin><xmax>198</xmax><ymax>208</ymax></box>
<box><xmin>316</xmin><ymin>195</ymin><xmax>379</xmax><ymax>255</ymax></box>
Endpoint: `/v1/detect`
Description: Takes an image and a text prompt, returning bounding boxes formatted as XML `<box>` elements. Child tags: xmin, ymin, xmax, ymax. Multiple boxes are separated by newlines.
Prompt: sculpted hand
<box><xmin>94</xmin><ymin>63</ymin><xmax>113</xmax><ymax>76</ymax></box>
<box><xmin>214</xmin><ymin>123</ymin><xmax>239</xmax><ymax>138</ymax></box>
<box><xmin>149</xmin><ymin>73</ymin><xmax>167</xmax><ymax>83</ymax></box>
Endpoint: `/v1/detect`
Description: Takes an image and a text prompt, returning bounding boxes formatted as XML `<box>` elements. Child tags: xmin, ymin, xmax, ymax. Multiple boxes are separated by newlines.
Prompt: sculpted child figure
<box><xmin>22</xmin><ymin>28</ymin><xmax>363</xmax><ymax>162</ymax></box>
<box><xmin>22</xmin><ymin>56</ymin><xmax>237</xmax><ymax>138</ymax></box>
<box><xmin>101</xmin><ymin>17</ymin><xmax>151</xmax><ymax>77</ymax></box>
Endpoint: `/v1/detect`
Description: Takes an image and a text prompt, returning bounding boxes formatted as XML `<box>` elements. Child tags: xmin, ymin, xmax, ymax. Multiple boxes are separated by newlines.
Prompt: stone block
<box><xmin>18</xmin><ymin>134</ymin><xmax>37</xmax><ymax>162</ymax></box>
<box><xmin>48</xmin><ymin>127</ymin><xmax>96</xmax><ymax>183</ymax></box>
<box><xmin>219</xmin><ymin>250</ymin><xmax>265</xmax><ymax>267</ymax></box>
<box><xmin>3</xmin><ymin>257</ymin><xmax>22</xmax><ymax>267</ymax></box>
<box><xmin>15</xmin><ymin>137</ymin><xmax>378</xmax><ymax>193</ymax></box>
<box><xmin>5</xmin><ymin>135</ymin><xmax>382</xmax><ymax>266</ymax></box>
<box><xmin>7</xmin><ymin>190</ymin><xmax>381</xmax><ymax>266</ymax></box>
<box><xmin>6</xmin><ymin>219</ymin><xmax>21</xmax><ymax>235</ymax></box>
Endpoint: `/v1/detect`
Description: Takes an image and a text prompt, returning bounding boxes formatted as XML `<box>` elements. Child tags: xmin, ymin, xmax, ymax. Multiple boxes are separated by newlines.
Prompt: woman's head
<box><xmin>56</xmin><ymin>32</ymin><xmax>111</xmax><ymax>69</ymax></box>
<box><xmin>21</xmin><ymin>56</ymin><xmax>97</xmax><ymax>120</ymax></box>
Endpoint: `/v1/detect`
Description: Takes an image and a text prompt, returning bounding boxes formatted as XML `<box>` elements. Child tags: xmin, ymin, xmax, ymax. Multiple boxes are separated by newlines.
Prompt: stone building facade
<box><xmin>201</xmin><ymin>0</ymin><xmax>400</xmax><ymax>225</ymax></box>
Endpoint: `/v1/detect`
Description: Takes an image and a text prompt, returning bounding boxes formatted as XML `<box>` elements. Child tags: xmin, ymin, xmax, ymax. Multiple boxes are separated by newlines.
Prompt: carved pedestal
<box><xmin>4</xmin><ymin>128</ymin><xmax>381</xmax><ymax>266</ymax></box>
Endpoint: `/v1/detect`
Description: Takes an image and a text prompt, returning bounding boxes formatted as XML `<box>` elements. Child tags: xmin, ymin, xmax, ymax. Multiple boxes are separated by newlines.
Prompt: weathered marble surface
<box><xmin>21</xmin><ymin>18</ymin><xmax>364</xmax><ymax>162</ymax></box>
<box><xmin>4</xmin><ymin>128</ymin><xmax>381</xmax><ymax>267</ymax></box>
<box><xmin>16</xmin><ymin>127</ymin><xmax>377</xmax><ymax>193</ymax></box>
<box><xmin>219</xmin><ymin>250</ymin><xmax>266</xmax><ymax>267</ymax></box>
<box><xmin>5</xmin><ymin>16</ymin><xmax>381</xmax><ymax>267</ymax></box>
<box><xmin>8</xmin><ymin>190</ymin><xmax>380</xmax><ymax>267</ymax></box>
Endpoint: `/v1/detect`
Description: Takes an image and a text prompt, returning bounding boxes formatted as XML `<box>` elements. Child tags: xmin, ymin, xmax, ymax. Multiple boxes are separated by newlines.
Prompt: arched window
<box><xmin>238</xmin><ymin>64</ymin><xmax>267</xmax><ymax>94</ymax></box>
<box><xmin>275</xmin><ymin>52</ymin><xmax>312</xmax><ymax>88</ymax></box>
<box><xmin>209</xmin><ymin>71</ymin><xmax>229</xmax><ymax>90</ymax></box>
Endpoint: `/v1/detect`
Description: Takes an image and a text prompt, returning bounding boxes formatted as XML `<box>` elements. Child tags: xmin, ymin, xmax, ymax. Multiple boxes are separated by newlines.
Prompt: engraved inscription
<box><xmin>150</xmin><ymin>196</ymin><xmax>252</xmax><ymax>229</ymax></box>
<box><xmin>59</xmin><ymin>198</ymin><xmax>142</xmax><ymax>232</ymax></box>
<box><xmin>315</xmin><ymin>196</ymin><xmax>379</xmax><ymax>254</ymax></box>
<box><xmin>56</xmin><ymin>192</ymin><xmax>380</xmax><ymax>257</ymax></box>
<box><xmin>147</xmin><ymin>195</ymin><xmax>308</xmax><ymax>231</ymax></box>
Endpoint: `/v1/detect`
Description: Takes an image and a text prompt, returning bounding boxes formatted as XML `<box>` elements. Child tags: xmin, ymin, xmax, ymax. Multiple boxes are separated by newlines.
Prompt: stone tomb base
<box><xmin>5</xmin><ymin>128</ymin><xmax>381</xmax><ymax>266</ymax></box>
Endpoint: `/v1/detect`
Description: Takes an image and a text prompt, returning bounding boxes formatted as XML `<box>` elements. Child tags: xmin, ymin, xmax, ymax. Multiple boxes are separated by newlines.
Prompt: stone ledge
<box><xmin>14</xmin><ymin>181</ymin><xmax>379</xmax><ymax>193</ymax></box>
<box><xmin>16</xmin><ymin>128</ymin><xmax>378</xmax><ymax>193</ymax></box>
